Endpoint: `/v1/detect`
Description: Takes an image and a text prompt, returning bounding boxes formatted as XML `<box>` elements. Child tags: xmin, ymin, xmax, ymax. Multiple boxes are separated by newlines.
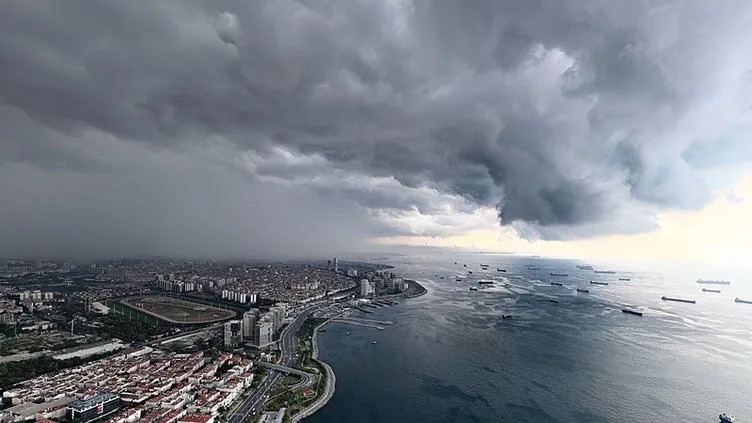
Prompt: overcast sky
<box><xmin>1</xmin><ymin>1</ymin><xmax>751</xmax><ymax>260</ymax></box>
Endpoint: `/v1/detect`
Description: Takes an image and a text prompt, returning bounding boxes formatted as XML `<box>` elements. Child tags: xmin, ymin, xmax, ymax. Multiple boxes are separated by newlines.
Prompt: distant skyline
<box><xmin>1</xmin><ymin>1</ymin><xmax>751</xmax><ymax>263</ymax></box>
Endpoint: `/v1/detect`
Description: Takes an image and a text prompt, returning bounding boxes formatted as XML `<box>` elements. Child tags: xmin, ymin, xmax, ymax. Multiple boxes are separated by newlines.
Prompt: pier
<box><xmin>331</xmin><ymin>318</ymin><xmax>394</xmax><ymax>330</ymax></box>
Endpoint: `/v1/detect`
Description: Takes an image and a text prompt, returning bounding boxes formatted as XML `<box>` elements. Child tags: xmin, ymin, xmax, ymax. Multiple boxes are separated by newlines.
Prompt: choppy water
<box><xmin>306</xmin><ymin>254</ymin><xmax>752</xmax><ymax>423</ymax></box>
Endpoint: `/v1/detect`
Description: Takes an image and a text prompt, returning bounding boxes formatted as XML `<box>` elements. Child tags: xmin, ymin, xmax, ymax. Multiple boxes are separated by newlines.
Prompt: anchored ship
<box><xmin>661</xmin><ymin>296</ymin><xmax>696</xmax><ymax>304</ymax></box>
<box><xmin>576</xmin><ymin>265</ymin><xmax>594</xmax><ymax>270</ymax></box>
<box><xmin>594</xmin><ymin>270</ymin><xmax>616</xmax><ymax>274</ymax></box>
<box><xmin>550</xmin><ymin>272</ymin><xmax>568</xmax><ymax>277</ymax></box>
<box><xmin>735</xmin><ymin>298</ymin><xmax>752</xmax><ymax>305</ymax></box>
<box><xmin>550</xmin><ymin>281</ymin><xmax>563</xmax><ymax>286</ymax></box>
<box><xmin>590</xmin><ymin>281</ymin><xmax>608</xmax><ymax>286</ymax></box>
<box><xmin>697</xmin><ymin>279</ymin><xmax>730</xmax><ymax>285</ymax></box>
<box><xmin>527</xmin><ymin>266</ymin><xmax>540</xmax><ymax>270</ymax></box>
<box><xmin>702</xmin><ymin>288</ymin><xmax>721</xmax><ymax>293</ymax></box>
<box><xmin>576</xmin><ymin>288</ymin><xmax>589</xmax><ymax>293</ymax></box>
<box><xmin>618</xmin><ymin>278</ymin><xmax>631</xmax><ymax>281</ymax></box>
<box><xmin>622</xmin><ymin>308</ymin><xmax>643</xmax><ymax>316</ymax></box>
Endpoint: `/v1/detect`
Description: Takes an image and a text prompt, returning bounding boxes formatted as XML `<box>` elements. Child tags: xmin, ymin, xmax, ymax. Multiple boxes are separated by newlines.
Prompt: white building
<box><xmin>360</xmin><ymin>279</ymin><xmax>375</xmax><ymax>297</ymax></box>
<box><xmin>254</xmin><ymin>315</ymin><xmax>275</xmax><ymax>348</ymax></box>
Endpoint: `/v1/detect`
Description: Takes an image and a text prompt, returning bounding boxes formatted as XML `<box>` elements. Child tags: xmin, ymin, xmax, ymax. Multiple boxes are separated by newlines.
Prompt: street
<box><xmin>227</xmin><ymin>306</ymin><xmax>316</xmax><ymax>422</ymax></box>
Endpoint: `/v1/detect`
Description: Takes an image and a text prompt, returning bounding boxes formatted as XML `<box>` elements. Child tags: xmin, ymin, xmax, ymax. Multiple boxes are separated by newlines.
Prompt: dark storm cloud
<box><xmin>1</xmin><ymin>0</ymin><xmax>751</xmax><ymax>257</ymax></box>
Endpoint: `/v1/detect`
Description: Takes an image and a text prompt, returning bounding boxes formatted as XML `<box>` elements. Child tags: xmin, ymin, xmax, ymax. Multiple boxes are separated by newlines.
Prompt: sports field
<box><xmin>120</xmin><ymin>296</ymin><xmax>235</xmax><ymax>324</ymax></box>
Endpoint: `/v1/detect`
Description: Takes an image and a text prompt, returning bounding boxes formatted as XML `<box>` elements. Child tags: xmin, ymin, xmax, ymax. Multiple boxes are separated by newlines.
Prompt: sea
<box><xmin>305</xmin><ymin>253</ymin><xmax>752</xmax><ymax>423</ymax></box>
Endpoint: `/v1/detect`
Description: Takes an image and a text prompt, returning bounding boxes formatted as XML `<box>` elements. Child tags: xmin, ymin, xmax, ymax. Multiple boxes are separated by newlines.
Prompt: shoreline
<box><xmin>290</xmin><ymin>280</ymin><xmax>425</xmax><ymax>421</ymax></box>
<box><xmin>291</xmin><ymin>319</ymin><xmax>336</xmax><ymax>422</ymax></box>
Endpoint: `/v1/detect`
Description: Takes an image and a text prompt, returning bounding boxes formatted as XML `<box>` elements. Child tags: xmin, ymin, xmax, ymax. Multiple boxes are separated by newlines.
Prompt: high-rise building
<box><xmin>243</xmin><ymin>309</ymin><xmax>260</xmax><ymax>340</ymax></box>
<box><xmin>327</xmin><ymin>260</ymin><xmax>331</xmax><ymax>271</ymax></box>
<box><xmin>360</xmin><ymin>279</ymin><xmax>375</xmax><ymax>297</ymax></box>
<box><xmin>224</xmin><ymin>320</ymin><xmax>243</xmax><ymax>347</ymax></box>
<box><xmin>333</xmin><ymin>258</ymin><xmax>338</xmax><ymax>273</ymax></box>
<box><xmin>254</xmin><ymin>315</ymin><xmax>275</xmax><ymax>347</ymax></box>
<box><xmin>269</xmin><ymin>303</ymin><xmax>287</xmax><ymax>333</ymax></box>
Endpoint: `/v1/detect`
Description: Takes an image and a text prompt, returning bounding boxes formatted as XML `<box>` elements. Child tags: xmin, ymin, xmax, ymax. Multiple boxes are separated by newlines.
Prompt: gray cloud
<box><xmin>1</xmin><ymin>0</ymin><xmax>751</xmax><ymax>257</ymax></box>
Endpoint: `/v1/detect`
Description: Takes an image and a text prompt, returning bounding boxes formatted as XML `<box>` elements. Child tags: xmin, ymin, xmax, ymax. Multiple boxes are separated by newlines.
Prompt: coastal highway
<box><xmin>228</xmin><ymin>306</ymin><xmax>317</xmax><ymax>423</ymax></box>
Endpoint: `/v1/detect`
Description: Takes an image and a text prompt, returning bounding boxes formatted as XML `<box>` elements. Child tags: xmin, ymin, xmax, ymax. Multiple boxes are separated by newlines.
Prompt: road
<box><xmin>227</xmin><ymin>306</ymin><xmax>317</xmax><ymax>422</ymax></box>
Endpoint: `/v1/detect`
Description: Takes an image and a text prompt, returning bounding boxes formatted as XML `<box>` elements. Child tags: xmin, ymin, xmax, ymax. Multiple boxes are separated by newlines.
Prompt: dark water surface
<box><xmin>306</xmin><ymin>254</ymin><xmax>752</xmax><ymax>423</ymax></box>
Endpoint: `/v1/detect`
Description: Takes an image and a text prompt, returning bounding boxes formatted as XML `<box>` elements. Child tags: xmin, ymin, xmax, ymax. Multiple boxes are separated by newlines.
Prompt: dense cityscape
<box><xmin>0</xmin><ymin>258</ymin><xmax>425</xmax><ymax>422</ymax></box>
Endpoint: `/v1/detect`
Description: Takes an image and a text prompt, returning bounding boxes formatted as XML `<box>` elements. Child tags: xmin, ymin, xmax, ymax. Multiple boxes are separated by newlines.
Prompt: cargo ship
<box><xmin>550</xmin><ymin>281</ymin><xmax>563</xmax><ymax>286</ymax></box>
<box><xmin>497</xmin><ymin>268</ymin><xmax>506</xmax><ymax>272</ymax></box>
<box><xmin>622</xmin><ymin>308</ymin><xmax>643</xmax><ymax>316</ymax></box>
<box><xmin>594</xmin><ymin>270</ymin><xmax>616</xmax><ymax>274</ymax></box>
<box><xmin>697</xmin><ymin>279</ymin><xmax>730</xmax><ymax>285</ymax></box>
<box><xmin>480</xmin><ymin>264</ymin><xmax>489</xmax><ymax>268</ymax></box>
<box><xmin>702</xmin><ymin>288</ymin><xmax>721</xmax><ymax>293</ymax></box>
<box><xmin>469</xmin><ymin>287</ymin><xmax>478</xmax><ymax>291</ymax></box>
<box><xmin>590</xmin><ymin>281</ymin><xmax>609</xmax><ymax>286</ymax></box>
<box><xmin>550</xmin><ymin>272</ymin><xmax>568</xmax><ymax>277</ymax></box>
<box><xmin>576</xmin><ymin>265</ymin><xmax>594</xmax><ymax>270</ymax></box>
<box><xmin>661</xmin><ymin>296</ymin><xmax>696</xmax><ymax>304</ymax></box>
<box><xmin>478</xmin><ymin>280</ymin><xmax>494</xmax><ymax>285</ymax></box>
<box><xmin>576</xmin><ymin>288</ymin><xmax>589</xmax><ymax>293</ymax></box>
<box><xmin>735</xmin><ymin>298</ymin><xmax>752</xmax><ymax>305</ymax></box>
<box><xmin>618</xmin><ymin>278</ymin><xmax>631</xmax><ymax>281</ymax></box>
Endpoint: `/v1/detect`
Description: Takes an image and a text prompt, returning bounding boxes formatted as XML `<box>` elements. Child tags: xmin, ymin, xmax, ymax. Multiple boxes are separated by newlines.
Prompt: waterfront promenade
<box><xmin>291</xmin><ymin>319</ymin><xmax>336</xmax><ymax>422</ymax></box>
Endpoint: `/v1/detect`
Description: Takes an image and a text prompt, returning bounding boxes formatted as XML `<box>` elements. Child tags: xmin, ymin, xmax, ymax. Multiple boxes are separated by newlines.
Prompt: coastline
<box><xmin>291</xmin><ymin>279</ymin><xmax>425</xmax><ymax>421</ymax></box>
<box><xmin>291</xmin><ymin>319</ymin><xmax>335</xmax><ymax>422</ymax></box>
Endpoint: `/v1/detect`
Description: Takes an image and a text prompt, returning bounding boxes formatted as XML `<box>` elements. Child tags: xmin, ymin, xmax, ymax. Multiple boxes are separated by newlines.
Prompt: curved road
<box><xmin>228</xmin><ymin>307</ymin><xmax>316</xmax><ymax>423</ymax></box>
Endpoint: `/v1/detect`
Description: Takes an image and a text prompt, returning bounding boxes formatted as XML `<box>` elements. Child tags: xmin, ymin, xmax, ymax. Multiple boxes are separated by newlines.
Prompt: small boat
<box><xmin>345</xmin><ymin>332</ymin><xmax>351</xmax><ymax>336</ymax></box>
<box><xmin>502</xmin><ymin>314</ymin><xmax>513</xmax><ymax>319</ymax></box>
<box><xmin>469</xmin><ymin>287</ymin><xmax>478</xmax><ymax>291</ymax></box>
<box><xmin>371</xmin><ymin>340</ymin><xmax>377</xmax><ymax>344</ymax></box>
<box><xmin>719</xmin><ymin>413</ymin><xmax>735</xmax><ymax>423</ymax></box>
<box><xmin>376</xmin><ymin>326</ymin><xmax>385</xmax><ymax>330</ymax></box>
<box><xmin>702</xmin><ymin>288</ymin><xmax>721</xmax><ymax>293</ymax></box>
<box><xmin>456</xmin><ymin>278</ymin><xmax>462</xmax><ymax>282</ymax></box>
<box><xmin>318</xmin><ymin>328</ymin><xmax>327</xmax><ymax>333</ymax></box>
<box><xmin>454</xmin><ymin>262</ymin><xmax>457</xmax><ymax>265</ymax></box>
<box><xmin>497</xmin><ymin>268</ymin><xmax>506</xmax><ymax>272</ymax></box>
<box><xmin>548</xmin><ymin>299</ymin><xmax>559</xmax><ymax>304</ymax></box>
<box><xmin>576</xmin><ymin>289</ymin><xmax>589</xmax><ymax>293</ymax></box>
<box><xmin>735</xmin><ymin>298</ymin><xmax>752</xmax><ymax>305</ymax></box>
<box><xmin>439</xmin><ymin>276</ymin><xmax>445</xmax><ymax>279</ymax></box>
<box><xmin>463</xmin><ymin>264</ymin><xmax>467</xmax><ymax>267</ymax></box>
<box><xmin>468</xmin><ymin>271</ymin><xmax>473</xmax><ymax>274</ymax></box>
<box><xmin>550</xmin><ymin>282</ymin><xmax>563</xmax><ymax>286</ymax></box>
<box><xmin>622</xmin><ymin>308</ymin><xmax>643</xmax><ymax>316</ymax></box>
<box><xmin>618</xmin><ymin>278</ymin><xmax>631</xmax><ymax>281</ymax></box>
